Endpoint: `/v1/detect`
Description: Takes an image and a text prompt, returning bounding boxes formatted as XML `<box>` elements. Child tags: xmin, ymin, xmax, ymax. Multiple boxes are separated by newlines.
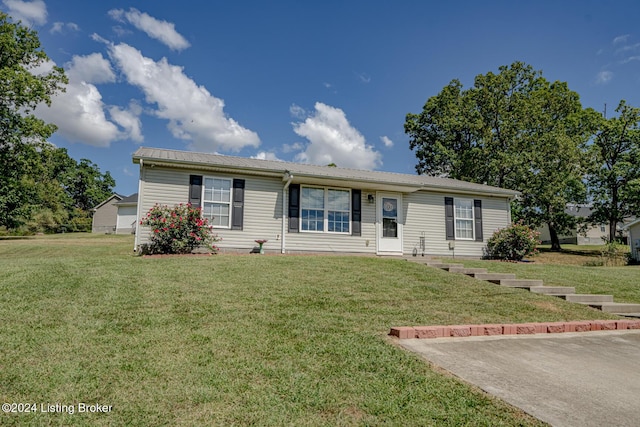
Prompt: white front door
<box><xmin>376</xmin><ymin>192</ymin><xmax>403</xmax><ymax>255</ymax></box>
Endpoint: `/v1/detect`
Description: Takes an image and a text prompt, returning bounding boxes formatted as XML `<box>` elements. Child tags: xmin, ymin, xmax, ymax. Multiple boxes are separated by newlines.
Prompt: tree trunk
<box><xmin>548</xmin><ymin>223</ymin><xmax>562</xmax><ymax>251</ymax></box>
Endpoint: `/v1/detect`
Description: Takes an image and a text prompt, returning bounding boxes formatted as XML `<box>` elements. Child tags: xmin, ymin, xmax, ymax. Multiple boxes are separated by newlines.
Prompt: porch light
<box><xmin>367</xmin><ymin>194</ymin><xmax>375</xmax><ymax>204</ymax></box>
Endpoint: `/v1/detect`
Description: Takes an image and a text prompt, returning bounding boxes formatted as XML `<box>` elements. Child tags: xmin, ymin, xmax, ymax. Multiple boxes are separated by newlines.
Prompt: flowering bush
<box><xmin>486</xmin><ymin>222</ymin><xmax>540</xmax><ymax>261</ymax></box>
<box><xmin>139</xmin><ymin>203</ymin><xmax>220</xmax><ymax>255</ymax></box>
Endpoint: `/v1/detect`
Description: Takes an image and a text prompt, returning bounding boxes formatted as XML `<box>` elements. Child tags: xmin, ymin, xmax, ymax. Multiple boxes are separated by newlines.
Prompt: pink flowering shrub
<box><xmin>487</xmin><ymin>222</ymin><xmax>540</xmax><ymax>261</ymax></box>
<box><xmin>139</xmin><ymin>203</ymin><xmax>220</xmax><ymax>255</ymax></box>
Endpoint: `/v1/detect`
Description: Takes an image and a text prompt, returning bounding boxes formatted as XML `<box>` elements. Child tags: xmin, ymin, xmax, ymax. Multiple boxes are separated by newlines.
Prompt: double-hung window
<box><xmin>202</xmin><ymin>177</ymin><xmax>232</xmax><ymax>228</ymax></box>
<box><xmin>301</xmin><ymin>187</ymin><xmax>350</xmax><ymax>233</ymax></box>
<box><xmin>454</xmin><ymin>198</ymin><xmax>474</xmax><ymax>239</ymax></box>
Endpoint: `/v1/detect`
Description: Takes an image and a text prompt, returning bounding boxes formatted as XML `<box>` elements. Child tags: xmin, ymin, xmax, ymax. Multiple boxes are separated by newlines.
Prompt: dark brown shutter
<box><xmin>231</xmin><ymin>179</ymin><xmax>245</xmax><ymax>230</ymax></box>
<box><xmin>474</xmin><ymin>199</ymin><xmax>483</xmax><ymax>241</ymax></box>
<box><xmin>351</xmin><ymin>189</ymin><xmax>361</xmax><ymax>236</ymax></box>
<box><xmin>288</xmin><ymin>184</ymin><xmax>300</xmax><ymax>233</ymax></box>
<box><xmin>445</xmin><ymin>197</ymin><xmax>454</xmax><ymax>240</ymax></box>
<box><xmin>189</xmin><ymin>175</ymin><xmax>203</xmax><ymax>207</ymax></box>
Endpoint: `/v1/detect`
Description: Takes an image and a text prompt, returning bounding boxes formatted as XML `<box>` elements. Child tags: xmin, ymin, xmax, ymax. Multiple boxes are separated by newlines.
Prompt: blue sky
<box><xmin>3</xmin><ymin>0</ymin><xmax>640</xmax><ymax>196</ymax></box>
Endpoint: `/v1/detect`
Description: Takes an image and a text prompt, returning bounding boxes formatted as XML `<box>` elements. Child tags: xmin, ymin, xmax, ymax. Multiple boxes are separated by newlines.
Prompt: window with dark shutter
<box><xmin>351</xmin><ymin>189</ymin><xmax>361</xmax><ymax>236</ymax></box>
<box><xmin>288</xmin><ymin>184</ymin><xmax>300</xmax><ymax>232</ymax></box>
<box><xmin>231</xmin><ymin>179</ymin><xmax>245</xmax><ymax>230</ymax></box>
<box><xmin>445</xmin><ymin>197</ymin><xmax>454</xmax><ymax>240</ymax></box>
<box><xmin>474</xmin><ymin>199</ymin><xmax>483</xmax><ymax>241</ymax></box>
<box><xmin>189</xmin><ymin>175</ymin><xmax>203</xmax><ymax>207</ymax></box>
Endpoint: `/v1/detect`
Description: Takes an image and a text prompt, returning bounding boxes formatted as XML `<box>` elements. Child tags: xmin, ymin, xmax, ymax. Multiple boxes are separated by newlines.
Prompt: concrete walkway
<box><xmin>400</xmin><ymin>330</ymin><xmax>640</xmax><ymax>427</ymax></box>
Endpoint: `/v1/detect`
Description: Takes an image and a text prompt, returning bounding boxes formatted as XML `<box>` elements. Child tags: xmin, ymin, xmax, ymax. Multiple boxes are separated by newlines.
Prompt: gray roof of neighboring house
<box><xmin>565</xmin><ymin>204</ymin><xmax>593</xmax><ymax>218</ymax></box>
<box><xmin>115</xmin><ymin>193</ymin><xmax>138</xmax><ymax>205</ymax></box>
<box><xmin>92</xmin><ymin>193</ymin><xmax>124</xmax><ymax>210</ymax></box>
<box><xmin>132</xmin><ymin>147</ymin><xmax>519</xmax><ymax>197</ymax></box>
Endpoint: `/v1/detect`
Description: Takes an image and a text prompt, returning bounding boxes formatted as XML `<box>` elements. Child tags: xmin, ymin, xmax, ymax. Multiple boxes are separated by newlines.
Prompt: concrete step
<box><xmin>470</xmin><ymin>273</ymin><xmax>517</xmax><ymax>281</ymax></box>
<box><xmin>563</xmin><ymin>294</ymin><xmax>614</xmax><ymax>303</ymax></box>
<box><xmin>530</xmin><ymin>286</ymin><xmax>576</xmax><ymax>295</ymax></box>
<box><xmin>446</xmin><ymin>267</ymin><xmax>488</xmax><ymax>274</ymax></box>
<box><xmin>427</xmin><ymin>263</ymin><xmax>465</xmax><ymax>269</ymax></box>
<box><xmin>589</xmin><ymin>302</ymin><xmax>640</xmax><ymax>314</ymax></box>
<box><xmin>498</xmin><ymin>279</ymin><xmax>544</xmax><ymax>288</ymax></box>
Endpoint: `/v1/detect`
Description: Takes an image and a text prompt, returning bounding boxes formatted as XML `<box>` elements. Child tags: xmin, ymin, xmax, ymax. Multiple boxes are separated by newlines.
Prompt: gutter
<box><xmin>281</xmin><ymin>171</ymin><xmax>293</xmax><ymax>254</ymax></box>
<box><xmin>134</xmin><ymin>159</ymin><xmax>143</xmax><ymax>251</ymax></box>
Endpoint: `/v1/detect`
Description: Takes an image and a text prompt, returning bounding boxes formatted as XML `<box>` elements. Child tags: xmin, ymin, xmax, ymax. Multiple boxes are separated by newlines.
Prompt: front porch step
<box><xmin>563</xmin><ymin>294</ymin><xmax>614</xmax><ymax>303</ymax></box>
<box><xmin>446</xmin><ymin>267</ymin><xmax>488</xmax><ymax>274</ymax></box>
<box><xmin>588</xmin><ymin>302</ymin><xmax>640</xmax><ymax>314</ymax></box>
<box><xmin>469</xmin><ymin>273</ymin><xmax>517</xmax><ymax>281</ymax></box>
<box><xmin>530</xmin><ymin>286</ymin><xmax>576</xmax><ymax>295</ymax></box>
<box><xmin>497</xmin><ymin>279</ymin><xmax>544</xmax><ymax>288</ymax></box>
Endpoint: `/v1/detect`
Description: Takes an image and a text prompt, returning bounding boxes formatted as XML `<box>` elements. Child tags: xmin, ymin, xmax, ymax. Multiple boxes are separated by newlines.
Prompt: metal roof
<box><xmin>132</xmin><ymin>147</ymin><xmax>519</xmax><ymax>198</ymax></box>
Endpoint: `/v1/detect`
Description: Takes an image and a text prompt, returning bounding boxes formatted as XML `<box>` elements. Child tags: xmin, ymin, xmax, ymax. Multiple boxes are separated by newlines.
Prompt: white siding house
<box><xmin>625</xmin><ymin>219</ymin><xmax>640</xmax><ymax>262</ymax></box>
<box><xmin>132</xmin><ymin>147</ymin><xmax>518</xmax><ymax>257</ymax></box>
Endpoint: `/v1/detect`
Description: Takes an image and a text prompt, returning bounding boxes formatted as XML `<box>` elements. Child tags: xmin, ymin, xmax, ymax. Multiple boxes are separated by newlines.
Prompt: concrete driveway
<box><xmin>399</xmin><ymin>330</ymin><xmax>640</xmax><ymax>427</ymax></box>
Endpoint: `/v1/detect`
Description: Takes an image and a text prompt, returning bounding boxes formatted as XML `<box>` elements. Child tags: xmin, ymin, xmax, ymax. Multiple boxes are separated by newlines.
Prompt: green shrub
<box><xmin>600</xmin><ymin>241</ymin><xmax>627</xmax><ymax>266</ymax></box>
<box><xmin>139</xmin><ymin>203</ymin><xmax>220</xmax><ymax>255</ymax></box>
<box><xmin>487</xmin><ymin>222</ymin><xmax>540</xmax><ymax>261</ymax></box>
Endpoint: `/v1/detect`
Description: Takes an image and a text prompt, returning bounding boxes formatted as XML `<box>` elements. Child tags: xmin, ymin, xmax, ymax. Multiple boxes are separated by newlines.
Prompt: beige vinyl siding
<box><xmin>137</xmin><ymin>166</ymin><xmax>283</xmax><ymax>251</ymax></box>
<box><xmin>92</xmin><ymin>197</ymin><xmax>120</xmax><ymax>233</ymax></box>
<box><xmin>285</xmin><ymin>190</ymin><xmax>377</xmax><ymax>254</ymax></box>
<box><xmin>403</xmin><ymin>192</ymin><xmax>510</xmax><ymax>257</ymax></box>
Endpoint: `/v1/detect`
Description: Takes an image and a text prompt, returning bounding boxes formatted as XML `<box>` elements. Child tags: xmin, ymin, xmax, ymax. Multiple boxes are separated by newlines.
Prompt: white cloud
<box><xmin>108</xmin><ymin>8</ymin><xmax>190</xmax><ymax>51</ymax></box>
<box><xmin>33</xmin><ymin>55</ymin><xmax>140</xmax><ymax>147</ymax></box>
<box><xmin>50</xmin><ymin>21</ymin><xmax>78</xmax><ymax>34</ymax></box>
<box><xmin>380</xmin><ymin>135</ymin><xmax>394</xmax><ymax>147</ymax></box>
<box><xmin>110</xmin><ymin>102</ymin><xmax>143</xmax><ymax>143</ymax></box>
<box><xmin>2</xmin><ymin>0</ymin><xmax>46</xmax><ymax>26</ymax></box>
<box><xmin>289</xmin><ymin>104</ymin><xmax>306</xmax><ymax>119</ymax></box>
<box><xmin>292</xmin><ymin>102</ymin><xmax>382</xmax><ymax>170</ymax></box>
<box><xmin>37</xmin><ymin>81</ymin><xmax>121</xmax><ymax>147</ymax></box>
<box><xmin>596</xmin><ymin>70</ymin><xmax>613</xmax><ymax>84</ymax></box>
<box><xmin>65</xmin><ymin>53</ymin><xmax>115</xmax><ymax>84</ymax></box>
<box><xmin>282</xmin><ymin>142</ymin><xmax>303</xmax><ymax>153</ymax></box>
<box><xmin>613</xmin><ymin>34</ymin><xmax>630</xmax><ymax>45</ymax></box>
<box><xmin>356</xmin><ymin>72</ymin><xmax>371</xmax><ymax>83</ymax></box>
<box><xmin>107</xmin><ymin>42</ymin><xmax>260</xmax><ymax>152</ymax></box>
<box><xmin>251</xmin><ymin>151</ymin><xmax>281</xmax><ymax>161</ymax></box>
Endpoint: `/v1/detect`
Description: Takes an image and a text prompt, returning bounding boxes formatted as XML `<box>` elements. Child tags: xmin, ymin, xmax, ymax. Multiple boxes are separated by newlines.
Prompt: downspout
<box><xmin>282</xmin><ymin>171</ymin><xmax>293</xmax><ymax>254</ymax></box>
<box><xmin>133</xmin><ymin>159</ymin><xmax>144</xmax><ymax>251</ymax></box>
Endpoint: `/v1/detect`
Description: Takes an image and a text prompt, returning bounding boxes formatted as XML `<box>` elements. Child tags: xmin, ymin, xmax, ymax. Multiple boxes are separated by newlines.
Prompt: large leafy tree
<box><xmin>0</xmin><ymin>12</ymin><xmax>67</xmax><ymax>228</ymax></box>
<box><xmin>586</xmin><ymin>100</ymin><xmax>640</xmax><ymax>242</ymax></box>
<box><xmin>405</xmin><ymin>62</ymin><xmax>596</xmax><ymax>250</ymax></box>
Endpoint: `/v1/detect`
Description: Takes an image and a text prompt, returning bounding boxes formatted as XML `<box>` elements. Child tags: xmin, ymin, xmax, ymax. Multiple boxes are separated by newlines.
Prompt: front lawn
<box><xmin>0</xmin><ymin>234</ymin><xmax>623</xmax><ymax>426</ymax></box>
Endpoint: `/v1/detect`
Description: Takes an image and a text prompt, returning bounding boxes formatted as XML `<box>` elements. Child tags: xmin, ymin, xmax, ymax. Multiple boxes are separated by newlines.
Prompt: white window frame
<box><xmin>454</xmin><ymin>198</ymin><xmax>474</xmax><ymax>240</ymax></box>
<box><xmin>202</xmin><ymin>176</ymin><xmax>232</xmax><ymax>229</ymax></box>
<box><xmin>300</xmin><ymin>186</ymin><xmax>351</xmax><ymax>234</ymax></box>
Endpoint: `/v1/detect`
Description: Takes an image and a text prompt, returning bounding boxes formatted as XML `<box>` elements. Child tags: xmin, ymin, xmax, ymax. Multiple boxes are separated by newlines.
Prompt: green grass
<box><xmin>1</xmin><ymin>234</ymin><xmax>628</xmax><ymax>426</ymax></box>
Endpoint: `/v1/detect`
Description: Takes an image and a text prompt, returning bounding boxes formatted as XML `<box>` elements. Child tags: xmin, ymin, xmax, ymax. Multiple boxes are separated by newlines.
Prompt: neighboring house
<box><xmin>624</xmin><ymin>218</ymin><xmax>640</xmax><ymax>262</ymax></box>
<box><xmin>538</xmin><ymin>204</ymin><xmax>628</xmax><ymax>245</ymax></box>
<box><xmin>91</xmin><ymin>194</ymin><xmax>123</xmax><ymax>233</ymax></box>
<box><xmin>132</xmin><ymin>147</ymin><xmax>519</xmax><ymax>257</ymax></box>
<box><xmin>115</xmin><ymin>193</ymin><xmax>138</xmax><ymax>234</ymax></box>
<box><xmin>92</xmin><ymin>193</ymin><xmax>139</xmax><ymax>234</ymax></box>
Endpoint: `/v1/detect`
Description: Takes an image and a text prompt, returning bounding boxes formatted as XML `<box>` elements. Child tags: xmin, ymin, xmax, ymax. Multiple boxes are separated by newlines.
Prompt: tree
<box><xmin>586</xmin><ymin>100</ymin><xmax>640</xmax><ymax>242</ymax></box>
<box><xmin>405</xmin><ymin>62</ymin><xmax>596</xmax><ymax>250</ymax></box>
<box><xmin>0</xmin><ymin>12</ymin><xmax>67</xmax><ymax>229</ymax></box>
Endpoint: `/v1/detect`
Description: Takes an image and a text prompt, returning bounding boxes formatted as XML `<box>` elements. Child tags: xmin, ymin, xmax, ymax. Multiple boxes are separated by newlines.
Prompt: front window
<box><xmin>301</xmin><ymin>187</ymin><xmax>350</xmax><ymax>233</ymax></box>
<box><xmin>202</xmin><ymin>177</ymin><xmax>231</xmax><ymax>228</ymax></box>
<box><xmin>301</xmin><ymin>187</ymin><xmax>324</xmax><ymax>231</ymax></box>
<box><xmin>455</xmin><ymin>199</ymin><xmax>474</xmax><ymax>239</ymax></box>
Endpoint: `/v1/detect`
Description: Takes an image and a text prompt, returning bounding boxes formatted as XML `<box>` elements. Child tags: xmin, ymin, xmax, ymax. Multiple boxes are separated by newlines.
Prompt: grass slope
<box><xmin>0</xmin><ymin>234</ymin><xmax>626</xmax><ymax>426</ymax></box>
